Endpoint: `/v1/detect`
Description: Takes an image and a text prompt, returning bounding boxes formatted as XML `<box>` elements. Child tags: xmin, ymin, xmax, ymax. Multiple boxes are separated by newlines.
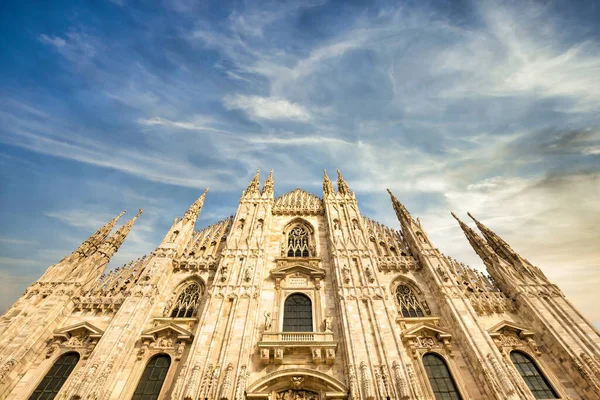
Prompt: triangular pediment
<box><xmin>402</xmin><ymin>323</ymin><xmax>452</xmax><ymax>341</ymax></box>
<box><xmin>273</xmin><ymin>188</ymin><xmax>324</xmax><ymax>215</ymax></box>
<box><xmin>54</xmin><ymin>322</ymin><xmax>104</xmax><ymax>340</ymax></box>
<box><xmin>271</xmin><ymin>261</ymin><xmax>326</xmax><ymax>279</ymax></box>
<box><xmin>141</xmin><ymin>323</ymin><xmax>193</xmax><ymax>342</ymax></box>
<box><xmin>488</xmin><ymin>320</ymin><xmax>534</xmax><ymax>338</ymax></box>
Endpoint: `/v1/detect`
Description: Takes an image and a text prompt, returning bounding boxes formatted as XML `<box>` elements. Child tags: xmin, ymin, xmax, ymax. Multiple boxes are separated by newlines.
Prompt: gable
<box><xmin>273</xmin><ymin>188</ymin><xmax>324</xmax><ymax>215</ymax></box>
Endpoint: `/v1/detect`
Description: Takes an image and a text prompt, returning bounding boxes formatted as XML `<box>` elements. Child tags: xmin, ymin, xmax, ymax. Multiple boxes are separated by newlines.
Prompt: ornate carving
<box><xmin>234</xmin><ymin>365</ymin><xmax>248</xmax><ymax>400</ymax></box>
<box><xmin>347</xmin><ymin>364</ymin><xmax>359</xmax><ymax>400</ymax></box>
<box><xmin>405</xmin><ymin>363</ymin><xmax>423</xmax><ymax>399</ymax></box>
<box><xmin>264</xmin><ymin>311</ymin><xmax>272</xmax><ymax>331</ymax></box>
<box><xmin>360</xmin><ymin>362</ymin><xmax>375</xmax><ymax>399</ymax></box>
<box><xmin>276</xmin><ymin>389</ymin><xmax>320</xmax><ymax>400</ymax></box>
<box><xmin>392</xmin><ymin>361</ymin><xmax>410</xmax><ymax>399</ymax></box>
<box><xmin>291</xmin><ymin>376</ymin><xmax>305</xmax><ymax>390</ymax></box>
<box><xmin>219</xmin><ymin>363</ymin><xmax>234</xmax><ymax>400</ymax></box>
<box><xmin>324</xmin><ymin>316</ymin><xmax>332</xmax><ymax>332</ymax></box>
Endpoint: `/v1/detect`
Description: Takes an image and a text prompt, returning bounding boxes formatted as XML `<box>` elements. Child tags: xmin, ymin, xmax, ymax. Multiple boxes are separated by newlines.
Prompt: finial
<box><xmin>135</xmin><ymin>209</ymin><xmax>143</xmax><ymax>217</ymax></box>
<box><xmin>262</xmin><ymin>169</ymin><xmax>274</xmax><ymax>196</ymax></box>
<box><xmin>246</xmin><ymin>168</ymin><xmax>261</xmax><ymax>195</ymax></box>
<box><xmin>323</xmin><ymin>169</ymin><xmax>334</xmax><ymax>195</ymax></box>
<box><xmin>336</xmin><ymin>169</ymin><xmax>351</xmax><ymax>195</ymax></box>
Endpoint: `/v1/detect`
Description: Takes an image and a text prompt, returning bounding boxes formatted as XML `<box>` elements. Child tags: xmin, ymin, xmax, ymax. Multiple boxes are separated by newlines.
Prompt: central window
<box><xmin>283</xmin><ymin>293</ymin><xmax>313</xmax><ymax>332</ymax></box>
<box><xmin>287</xmin><ymin>226</ymin><xmax>310</xmax><ymax>257</ymax></box>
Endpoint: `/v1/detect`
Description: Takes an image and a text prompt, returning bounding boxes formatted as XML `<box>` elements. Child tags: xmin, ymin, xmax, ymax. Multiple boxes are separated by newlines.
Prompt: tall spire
<box><xmin>98</xmin><ymin>209</ymin><xmax>143</xmax><ymax>259</ymax></box>
<box><xmin>246</xmin><ymin>168</ymin><xmax>260</xmax><ymax>196</ymax></box>
<box><xmin>76</xmin><ymin>210</ymin><xmax>126</xmax><ymax>257</ymax></box>
<box><xmin>386</xmin><ymin>189</ymin><xmax>413</xmax><ymax>224</ymax></box>
<box><xmin>467</xmin><ymin>212</ymin><xmax>519</xmax><ymax>263</ymax></box>
<box><xmin>323</xmin><ymin>169</ymin><xmax>334</xmax><ymax>196</ymax></box>
<box><xmin>183</xmin><ymin>188</ymin><xmax>209</xmax><ymax>223</ymax></box>
<box><xmin>262</xmin><ymin>169</ymin><xmax>274</xmax><ymax>196</ymax></box>
<box><xmin>451</xmin><ymin>212</ymin><xmax>498</xmax><ymax>264</ymax></box>
<box><xmin>336</xmin><ymin>169</ymin><xmax>351</xmax><ymax>195</ymax></box>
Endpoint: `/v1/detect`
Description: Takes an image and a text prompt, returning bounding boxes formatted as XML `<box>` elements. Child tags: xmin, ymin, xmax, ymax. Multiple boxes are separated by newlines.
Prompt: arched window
<box><xmin>29</xmin><ymin>352</ymin><xmax>79</xmax><ymax>400</ymax></box>
<box><xmin>132</xmin><ymin>354</ymin><xmax>171</xmax><ymax>400</ymax></box>
<box><xmin>510</xmin><ymin>351</ymin><xmax>558</xmax><ymax>399</ymax></box>
<box><xmin>396</xmin><ymin>284</ymin><xmax>425</xmax><ymax>318</ymax></box>
<box><xmin>423</xmin><ymin>353</ymin><xmax>462</xmax><ymax>400</ymax></box>
<box><xmin>170</xmin><ymin>282</ymin><xmax>202</xmax><ymax>318</ymax></box>
<box><xmin>283</xmin><ymin>294</ymin><xmax>313</xmax><ymax>332</ymax></box>
<box><xmin>287</xmin><ymin>226</ymin><xmax>310</xmax><ymax>257</ymax></box>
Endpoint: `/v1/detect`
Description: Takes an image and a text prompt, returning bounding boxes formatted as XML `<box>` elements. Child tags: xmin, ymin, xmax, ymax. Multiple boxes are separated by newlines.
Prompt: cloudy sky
<box><xmin>0</xmin><ymin>0</ymin><xmax>599</xmax><ymax>325</ymax></box>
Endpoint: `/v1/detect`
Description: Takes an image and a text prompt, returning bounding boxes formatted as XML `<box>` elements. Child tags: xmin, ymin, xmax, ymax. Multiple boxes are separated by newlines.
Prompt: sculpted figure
<box><xmin>264</xmin><ymin>311</ymin><xmax>272</xmax><ymax>331</ymax></box>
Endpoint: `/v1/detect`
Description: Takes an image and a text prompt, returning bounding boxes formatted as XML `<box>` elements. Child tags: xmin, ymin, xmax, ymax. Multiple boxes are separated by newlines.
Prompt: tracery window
<box><xmin>396</xmin><ymin>284</ymin><xmax>425</xmax><ymax>318</ymax></box>
<box><xmin>132</xmin><ymin>354</ymin><xmax>171</xmax><ymax>400</ymax></box>
<box><xmin>510</xmin><ymin>351</ymin><xmax>558</xmax><ymax>399</ymax></box>
<box><xmin>423</xmin><ymin>353</ymin><xmax>462</xmax><ymax>400</ymax></box>
<box><xmin>29</xmin><ymin>352</ymin><xmax>79</xmax><ymax>400</ymax></box>
<box><xmin>287</xmin><ymin>226</ymin><xmax>310</xmax><ymax>257</ymax></box>
<box><xmin>283</xmin><ymin>293</ymin><xmax>313</xmax><ymax>332</ymax></box>
<box><xmin>170</xmin><ymin>282</ymin><xmax>201</xmax><ymax>318</ymax></box>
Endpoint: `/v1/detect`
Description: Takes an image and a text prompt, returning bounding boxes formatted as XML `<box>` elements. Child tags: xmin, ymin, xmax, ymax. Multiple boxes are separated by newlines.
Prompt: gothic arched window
<box><xmin>287</xmin><ymin>226</ymin><xmax>310</xmax><ymax>257</ymax></box>
<box><xmin>423</xmin><ymin>353</ymin><xmax>462</xmax><ymax>400</ymax></box>
<box><xmin>132</xmin><ymin>354</ymin><xmax>171</xmax><ymax>400</ymax></box>
<box><xmin>170</xmin><ymin>282</ymin><xmax>202</xmax><ymax>318</ymax></box>
<box><xmin>510</xmin><ymin>351</ymin><xmax>558</xmax><ymax>399</ymax></box>
<box><xmin>396</xmin><ymin>284</ymin><xmax>425</xmax><ymax>318</ymax></box>
<box><xmin>29</xmin><ymin>352</ymin><xmax>79</xmax><ymax>400</ymax></box>
<box><xmin>283</xmin><ymin>293</ymin><xmax>313</xmax><ymax>332</ymax></box>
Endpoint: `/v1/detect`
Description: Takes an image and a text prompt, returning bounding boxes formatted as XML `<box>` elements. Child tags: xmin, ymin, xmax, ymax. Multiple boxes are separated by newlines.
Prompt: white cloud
<box><xmin>39</xmin><ymin>32</ymin><xmax>96</xmax><ymax>63</ymax></box>
<box><xmin>223</xmin><ymin>95</ymin><xmax>311</xmax><ymax>121</ymax></box>
<box><xmin>139</xmin><ymin>116</ymin><xmax>230</xmax><ymax>133</ymax></box>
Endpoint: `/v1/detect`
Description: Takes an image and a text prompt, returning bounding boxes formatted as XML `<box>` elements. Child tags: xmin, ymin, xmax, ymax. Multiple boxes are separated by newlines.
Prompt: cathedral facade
<box><xmin>0</xmin><ymin>169</ymin><xmax>599</xmax><ymax>400</ymax></box>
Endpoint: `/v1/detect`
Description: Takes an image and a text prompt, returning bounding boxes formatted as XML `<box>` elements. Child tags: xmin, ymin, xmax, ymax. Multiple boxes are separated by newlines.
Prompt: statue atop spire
<box><xmin>183</xmin><ymin>188</ymin><xmax>209</xmax><ymax>223</ymax></box>
<box><xmin>246</xmin><ymin>169</ymin><xmax>260</xmax><ymax>195</ymax></box>
<box><xmin>98</xmin><ymin>209</ymin><xmax>143</xmax><ymax>259</ymax></box>
<box><xmin>76</xmin><ymin>209</ymin><xmax>126</xmax><ymax>257</ymax></box>
<box><xmin>262</xmin><ymin>169</ymin><xmax>274</xmax><ymax>196</ymax></box>
<box><xmin>467</xmin><ymin>212</ymin><xmax>520</xmax><ymax>263</ymax></box>
<box><xmin>336</xmin><ymin>169</ymin><xmax>351</xmax><ymax>195</ymax></box>
<box><xmin>323</xmin><ymin>169</ymin><xmax>334</xmax><ymax>196</ymax></box>
<box><xmin>451</xmin><ymin>212</ymin><xmax>498</xmax><ymax>264</ymax></box>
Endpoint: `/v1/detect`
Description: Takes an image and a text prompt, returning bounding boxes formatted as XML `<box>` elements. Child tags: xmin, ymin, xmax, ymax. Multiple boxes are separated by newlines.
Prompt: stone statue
<box><xmin>264</xmin><ymin>311</ymin><xmax>272</xmax><ymax>331</ymax></box>
<box><xmin>324</xmin><ymin>316</ymin><xmax>332</xmax><ymax>332</ymax></box>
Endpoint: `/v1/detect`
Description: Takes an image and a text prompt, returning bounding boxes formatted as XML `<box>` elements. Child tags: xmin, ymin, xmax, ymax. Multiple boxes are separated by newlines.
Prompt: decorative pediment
<box><xmin>53</xmin><ymin>321</ymin><xmax>104</xmax><ymax>341</ymax></box>
<box><xmin>140</xmin><ymin>323</ymin><xmax>193</xmax><ymax>343</ymax></box>
<box><xmin>271</xmin><ymin>261</ymin><xmax>325</xmax><ymax>290</ymax></box>
<box><xmin>488</xmin><ymin>320</ymin><xmax>539</xmax><ymax>355</ymax></box>
<box><xmin>138</xmin><ymin>323</ymin><xmax>193</xmax><ymax>360</ymax></box>
<box><xmin>47</xmin><ymin>322</ymin><xmax>104</xmax><ymax>359</ymax></box>
<box><xmin>273</xmin><ymin>189</ymin><xmax>324</xmax><ymax>215</ymax></box>
<box><xmin>488</xmin><ymin>320</ymin><xmax>535</xmax><ymax>338</ymax></box>
<box><xmin>401</xmin><ymin>323</ymin><xmax>453</xmax><ymax>358</ymax></box>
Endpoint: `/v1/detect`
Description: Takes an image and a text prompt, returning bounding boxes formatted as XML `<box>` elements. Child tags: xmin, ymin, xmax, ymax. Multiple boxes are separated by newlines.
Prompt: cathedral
<box><xmin>1</xmin><ymin>169</ymin><xmax>599</xmax><ymax>400</ymax></box>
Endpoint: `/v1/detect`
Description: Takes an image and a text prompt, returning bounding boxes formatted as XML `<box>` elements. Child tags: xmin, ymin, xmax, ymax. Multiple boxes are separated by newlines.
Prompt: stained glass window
<box><xmin>132</xmin><ymin>354</ymin><xmax>171</xmax><ymax>400</ymax></box>
<box><xmin>396</xmin><ymin>285</ymin><xmax>425</xmax><ymax>318</ymax></box>
<box><xmin>510</xmin><ymin>351</ymin><xmax>558</xmax><ymax>399</ymax></box>
<box><xmin>283</xmin><ymin>293</ymin><xmax>313</xmax><ymax>332</ymax></box>
<box><xmin>423</xmin><ymin>353</ymin><xmax>462</xmax><ymax>400</ymax></box>
<box><xmin>29</xmin><ymin>352</ymin><xmax>79</xmax><ymax>400</ymax></box>
<box><xmin>170</xmin><ymin>282</ymin><xmax>201</xmax><ymax>318</ymax></box>
<box><xmin>287</xmin><ymin>226</ymin><xmax>310</xmax><ymax>257</ymax></box>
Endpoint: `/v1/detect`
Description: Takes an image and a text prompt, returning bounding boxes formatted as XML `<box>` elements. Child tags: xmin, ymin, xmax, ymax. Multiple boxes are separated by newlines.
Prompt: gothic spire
<box><xmin>75</xmin><ymin>209</ymin><xmax>126</xmax><ymax>257</ymax></box>
<box><xmin>467</xmin><ymin>212</ymin><xmax>520</xmax><ymax>263</ymax></box>
<box><xmin>182</xmin><ymin>188</ymin><xmax>209</xmax><ymax>223</ymax></box>
<box><xmin>98</xmin><ymin>209</ymin><xmax>143</xmax><ymax>259</ymax></box>
<box><xmin>246</xmin><ymin>168</ymin><xmax>260</xmax><ymax>196</ymax></box>
<box><xmin>386</xmin><ymin>189</ymin><xmax>413</xmax><ymax>224</ymax></box>
<box><xmin>451</xmin><ymin>212</ymin><xmax>498</xmax><ymax>264</ymax></box>
<box><xmin>323</xmin><ymin>169</ymin><xmax>334</xmax><ymax>196</ymax></box>
<box><xmin>336</xmin><ymin>169</ymin><xmax>351</xmax><ymax>195</ymax></box>
<box><xmin>262</xmin><ymin>169</ymin><xmax>274</xmax><ymax>196</ymax></box>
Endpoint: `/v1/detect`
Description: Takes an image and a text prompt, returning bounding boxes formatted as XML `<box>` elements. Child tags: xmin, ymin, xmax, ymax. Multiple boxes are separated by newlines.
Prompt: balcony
<box><xmin>257</xmin><ymin>332</ymin><xmax>337</xmax><ymax>364</ymax></box>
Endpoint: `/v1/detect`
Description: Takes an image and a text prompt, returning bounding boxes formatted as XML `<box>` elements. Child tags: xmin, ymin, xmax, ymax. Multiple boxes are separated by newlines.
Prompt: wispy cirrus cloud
<box><xmin>0</xmin><ymin>0</ymin><xmax>599</xmax><ymax>325</ymax></box>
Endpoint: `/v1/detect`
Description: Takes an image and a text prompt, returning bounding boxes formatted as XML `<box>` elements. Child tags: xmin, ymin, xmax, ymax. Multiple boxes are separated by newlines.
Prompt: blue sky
<box><xmin>0</xmin><ymin>0</ymin><xmax>599</xmax><ymax>325</ymax></box>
